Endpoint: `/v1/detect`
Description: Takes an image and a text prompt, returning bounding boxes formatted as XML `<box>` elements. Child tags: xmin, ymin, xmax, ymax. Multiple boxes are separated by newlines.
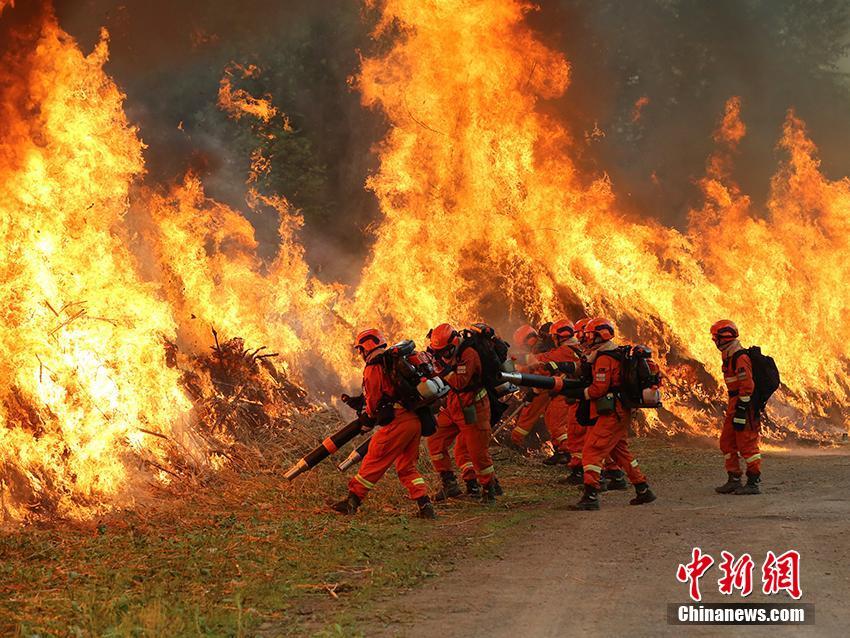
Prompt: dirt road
<box><xmin>361</xmin><ymin>443</ymin><xmax>850</xmax><ymax>637</ymax></box>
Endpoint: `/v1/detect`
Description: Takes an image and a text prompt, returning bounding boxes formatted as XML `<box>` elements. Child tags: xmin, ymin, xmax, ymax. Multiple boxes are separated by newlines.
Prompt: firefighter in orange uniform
<box><xmin>560</xmin><ymin>318</ymin><xmax>657</xmax><ymax>510</ymax></box>
<box><xmin>426</xmin><ymin>328</ymin><xmax>480</xmax><ymax>499</ymax></box>
<box><xmin>429</xmin><ymin>323</ymin><xmax>500</xmax><ymax>503</ymax></box>
<box><xmin>509</xmin><ymin>324</ymin><xmax>552</xmax><ymax>450</ymax></box>
<box><xmin>331</xmin><ymin>329</ymin><xmax>436</xmax><ymax>518</ymax></box>
<box><xmin>526</xmin><ymin>320</ymin><xmax>583</xmax><ymax>465</ymax></box>
<box><xmin>711</xmin><ymin>320</ymin><xmax>762</xmax><ymax>495</ymax></box>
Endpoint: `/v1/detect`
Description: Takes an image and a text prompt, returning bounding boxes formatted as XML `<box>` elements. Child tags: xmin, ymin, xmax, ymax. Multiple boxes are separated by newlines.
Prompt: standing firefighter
<box><xmin>711</xmin><ymin>320</ymin><xmax>763</xmax><ymax>495</ymax></box>
<box><xmin>428</xmin><ymin>323</ymin><xmax>500</xmax><ymax>503</ymax></box>
<box><xmin>331</xmin><ymin>329</ymin><xmax>436</xmax><ymax>518</ymax></box>
<box><xmin>560</xmin><ymin>318</ymin><xmax>657</xmax><ymax>510</ymax></box>
<box><xmin>509</xmin><ymin>324</ymin><xmax>552</xmax><ymax>450</ymax></box>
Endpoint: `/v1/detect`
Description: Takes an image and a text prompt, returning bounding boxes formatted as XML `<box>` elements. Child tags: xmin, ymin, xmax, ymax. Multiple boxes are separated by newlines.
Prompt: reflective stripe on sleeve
<box><xmin>514</xmin><ymin>427</ymin><xmax>530</xmax><ymax>436</ymax></box>
<box><xmin>556</xmin><ymin>433</ymin><xmax>569</xmax><ymax>442</ymax></box>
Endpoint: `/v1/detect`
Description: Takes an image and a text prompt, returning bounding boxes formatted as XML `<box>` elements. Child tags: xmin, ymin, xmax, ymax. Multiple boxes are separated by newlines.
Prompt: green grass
<box><xmin>0</xmin><ymin>439</ymin><xmax>713</xmax><ymax>637</ymax></box>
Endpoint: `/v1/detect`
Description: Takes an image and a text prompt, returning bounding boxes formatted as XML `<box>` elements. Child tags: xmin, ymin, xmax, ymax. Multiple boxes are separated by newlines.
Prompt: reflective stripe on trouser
<box><xmin>719</xmin><ymin>403</ymin><xmax>762</xmax><ymax>475</ymax></box>
<box><xmin>582</xmin><ymin>411</ymin><xmax>646</xmax><ymax>488</ymax></box>
<box><xmin>544</xmin><ymin>395</ymin><xmax>571</xmax><ymax>453</ymax></box>
<box><xmin>349</xmin><ymin>410</ymin><xmax>428</xmax><ymax>500</ymax></box>
<box><xmin>511</xmin><ymin>392</ymin><xmax>551</xmax><ymax>444</ymax></box>
<box><xmin>459</xmin><ymin>399</ymin><xmax>496</xmax><ymax>485</ymax></box>
<box><xmin>427</xmin><ymin>409</ymin><xmax>475</xmax><ymax>479</ymax></box>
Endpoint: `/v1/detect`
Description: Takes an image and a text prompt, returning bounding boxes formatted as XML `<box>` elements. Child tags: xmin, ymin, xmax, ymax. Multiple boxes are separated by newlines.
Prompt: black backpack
<box><xmin>731</xmin><ymin>346</ymin><xmax>780</xmax><ymax>414</ymax></box>
<box><xmin>600</xmin><ymin>345</ymin><xmax>662</xmax><ymax>409</ymax></box>
<box><xmin>458</xmin><ymin>324</ymin><xmax>512</xmax><ymax>425</ymax></box>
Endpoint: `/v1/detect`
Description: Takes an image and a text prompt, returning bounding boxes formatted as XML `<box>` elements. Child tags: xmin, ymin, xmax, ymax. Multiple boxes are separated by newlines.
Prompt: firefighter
<box><xmin>711</xmin><ymin>320</ymin><xmax>762</xmax><ymax>495</ymax></box>
<box><xmin>509</xmin><ymin>324</ymin><xmax>552</xmax><ymax>451</ymax></box>
<box><xmin>427</xmin><ymin>387</ymin><xmax>480</xmax><ymax>499</ymax></box>
<box><xmin>331</xmin><ymin>329</ymin><xmax>436</xmax><ymax>518</ymax></box>
<box><xmin>561</xmin><ymin>318</ymin><xmax>656</xmax><ymax>510</ymax></box>
<box><xmin>429</xmin><ymin>323</ymin><xmax>500</xmax><ymax>503</ymax></box>
<box><xmin>526</xmin><ymin>319</ymin><xmax>583</xmax><ymax>465</ymax></box>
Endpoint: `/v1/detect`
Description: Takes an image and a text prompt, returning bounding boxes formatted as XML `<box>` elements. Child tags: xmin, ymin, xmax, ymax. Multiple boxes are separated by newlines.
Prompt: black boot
<box><xmin>416</xmin><ymin>495</ymin><xmax>437</xmax><ymax>519</ymax></box>
<box><xmin>715</xmin><ymin>473</ymin><xmax>742</xmax><ymax>494</ymax></box>
<box><xmin>465</xmin><ymin>478</ymin><xmax>481</xmax><ymax>498</ymax></box>
<box><xmin>493</xmin><ymin>477</ymin><xmax>504</xmax><ymax>496</ymax></box>
<box><xmin>559</xmin><ymin>466</ymin><xmax>584</xmax><ymax>485</ymax></box>
<box><xmin>598</xmin><ymin>476</ymin><xmax>609</xmax><ymax>492</ymax></box>
<box><xmin>434</xmin><ymin>471</ymin><xmax>462</xmax><ymax>502</ymax></box>
<box><xmin>331</xmin><ymin>492</ymin><xmax>361</xmax><ymax>515</ymax></box>
<box><xmin>629</xmin><ymin>482</ymin><xmax>657</xmax><ymax>505</ymax></box>
<box><xmin>734</xmin><ymin>473</ymin><xmax>761</xmax><ymax>495</ymax></box>
<box><xmin>480</xmin><ymin>481</ymin><xmax>497</xmax><ymax>504</ymax></box>
<box><xmin>573</xmin><ymin>485</ymin><xmax>600</xmax><ymax>510</ymax></box>
<box><xmin>543</xmin><ymin>451</ymin><xmax>571</xmax><ymax>466</ymax></box>
<box><xmin>602</xmin><ymin>469</ymin><xmax>628</xmax><ymax>491</ymax></box>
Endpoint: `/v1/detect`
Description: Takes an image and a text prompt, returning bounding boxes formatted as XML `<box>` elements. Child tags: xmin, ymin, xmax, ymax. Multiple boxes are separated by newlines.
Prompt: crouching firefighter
<box><xmin>527</xmin><ymin>319</ymin><xmax>584</xmax><ymax>466</ymax></box>
<box><xmin>711</xmin><ymin>320</ymin><xmax>763</xmax><ymax>496</ymax></box>
<box><xmin>559</xmin><ymin>318</ymin><xmax>657</xmax><ymax>510</ymax></box>
<box><xmin>509</xmin><ymin>324</ymin><xmax>552</xmax><ymax>450</ymax></box>
<box><xmin>428</xmin><ymin>323</ymin><xmax>501</xmax><ymax>503</ymax></box>
<box><xmin>331</xmin><ymin>329</ymin><xmax>436</xmax><ymax>519</ymax></box>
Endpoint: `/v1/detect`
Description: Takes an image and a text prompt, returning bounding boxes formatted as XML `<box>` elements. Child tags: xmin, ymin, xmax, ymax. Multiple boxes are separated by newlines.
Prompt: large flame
<box><xmin>1</xmin><ymin>0</ymin><xmax>847</xmax><ymax>521</ymax></box>
<box><xmin>0</xmin><ymin>14</ymin><xmax>190</xmax><ymax>520</ymax></box>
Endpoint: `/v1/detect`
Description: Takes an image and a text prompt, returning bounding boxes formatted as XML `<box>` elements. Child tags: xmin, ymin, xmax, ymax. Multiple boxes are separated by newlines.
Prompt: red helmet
<box><xmin>354</xmin><ymin>328</ymin><xmax>386</xmax><ymax>358</ymax></box>
<box><xmin>586</xmin><ymin>317</ymin><xmax>615</xmax><ymax>345</ymax></box>
<box><xmin>549</xmin><ymin>319</ymin><xmax>575</xmax><ymax>343</ymax></box>
<box><xmin>429</xmin><ymin>323</ymin><xmax>461</xmax><ymax>359</ymax></box>
<box><xmin>710</xmin><ymin>320</ymin><xmax>739</xmax><ymax>346</ymax></box>
<box><xmin>513</xmin><ymin>324</ymin><xmax>539</xmax><ymax>348</ymax></box>
<box><xmin>574</xmin><ymin>318</ymin><xmax>589</xmax><ymax>342</ymax></box>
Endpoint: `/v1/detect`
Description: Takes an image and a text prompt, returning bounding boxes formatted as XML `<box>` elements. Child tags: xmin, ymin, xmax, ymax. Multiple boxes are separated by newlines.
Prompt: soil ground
<box><xmin>2</xmin><ymin>438</ymin><xmax>848</xmax><ymax>637</ymax></box>
<box><xmin>359</xmin><ymin>440</ymin><xmax>850</xmax><ymax>638</ymax></box>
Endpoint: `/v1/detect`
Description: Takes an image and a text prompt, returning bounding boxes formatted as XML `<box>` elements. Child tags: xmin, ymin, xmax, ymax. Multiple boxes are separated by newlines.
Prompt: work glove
<box><xmin>733</xmin><ymin>401</ymin><xmax>749</xmax><ymax>431</ymax></box>
<box><xmin>341</xmin><ymin>393</ymin><xmax>365</xmax><ymax>414</ymax></box>
<box><xmin>357</xmin><ymin>411</ymin><xmax>376</xmax><ymax>432</ymax></box>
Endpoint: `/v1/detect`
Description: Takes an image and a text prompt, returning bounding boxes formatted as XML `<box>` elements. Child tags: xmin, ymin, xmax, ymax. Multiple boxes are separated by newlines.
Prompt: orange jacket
<box><xmin>528</xmin><ymin>343</ymin><xmax>582</xmax><ymax>371</ymax></box>
<box><xmin>583</xmin><ymin>343</ymin><xmax>623</xmax><ymax>401</ymax></box>
<box><xmin>442</xmin><ymin>346</ymin><xmax>486</xmax><ymax>412</ymax></box>
<box><xmin>362</xmin><ymin>356</ymin><xmax>398</xmax><ymax>419</ymax></box>
<box><xmin>722</xmin><ymin>349</ymin><xmax>755</xmax><ymax>403</ymax></box>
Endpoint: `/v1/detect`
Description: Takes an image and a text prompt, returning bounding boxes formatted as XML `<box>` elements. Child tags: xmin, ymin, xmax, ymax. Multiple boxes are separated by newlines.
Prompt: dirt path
<box><xmin>360</xmin><ymin>445</ymin><xmax>850</xmax><ymax>637</ymax></box>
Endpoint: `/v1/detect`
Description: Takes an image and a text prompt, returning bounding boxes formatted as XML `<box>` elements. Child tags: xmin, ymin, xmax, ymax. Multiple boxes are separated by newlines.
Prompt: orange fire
<box><xmin>1</xmin><ymin>1</ymin><xmax>847</xmax><ymax>521</ymax></box>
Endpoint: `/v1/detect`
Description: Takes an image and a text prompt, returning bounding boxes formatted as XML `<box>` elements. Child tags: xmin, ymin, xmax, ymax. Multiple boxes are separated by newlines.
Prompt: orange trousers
<box><xmin>349</xmin><ymin>410</ymin><xmax>427</xmax><ymax>501</ymax></box>
<box><xmin>582</xmin><ymin>409</ymin><xmax>646</xmax><ymax>489</ymax></box>
<box><xmin>435</xmin><ymin>398</ymin><xmax>496</xmax><ymax>485</ymax></box>
<box><xmin>511</xmin><ymin>392</ymin><xmax>551</xmax><ymax>445</ymax></box>
<box><xmin>565</xmin><ymin>401</ymin><xmax>585</xmax><ymax>468</ymax></box>
<box><xmin>543</xmin><ymin>395</ymin><xmax>571</xmax><ymax>453</ymax></box>
<box><xmin>428</xmin><ymin>410</ymin><xmax>476</xmax><ymax>481</ymax></box>
<box><xmin>720</xmin><ymin>402</ymin><xmax>762</xmax><ymax>475</ymax></box>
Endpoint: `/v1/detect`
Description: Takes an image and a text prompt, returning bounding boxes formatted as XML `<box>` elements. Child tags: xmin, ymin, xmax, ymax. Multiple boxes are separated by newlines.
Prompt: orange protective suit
<box><xmin>719</xmin><ymin>349</ymin><xmax>762</xmax><ymax>476</ymax></box>
<box><xmin>427</xmin><ymin>410</ymin><xmax>476</xmax><ymax>481</ymax></box>
<box><xmin>510</xmin><ymin>390</ymin><xmax>550</xmax><ymax>445</ymax></box>
<box><xmin>438</xmin><ymin>346</ymin><xmax>496</xmax><ymax>486</ymax></box>
<box><xmin>581</xmin><ymin>343</ymin><xmax>647</xmax><ymax>489</ymax></box>
<box><xmin>532</xmin><ymin>343</ymin><xmax>583</xmax><ymax>454</ymax></box>
<box><xmin>349</xmin><ymin>356</ymin><xmax>428</xmax><ymax>501</ymax></box>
